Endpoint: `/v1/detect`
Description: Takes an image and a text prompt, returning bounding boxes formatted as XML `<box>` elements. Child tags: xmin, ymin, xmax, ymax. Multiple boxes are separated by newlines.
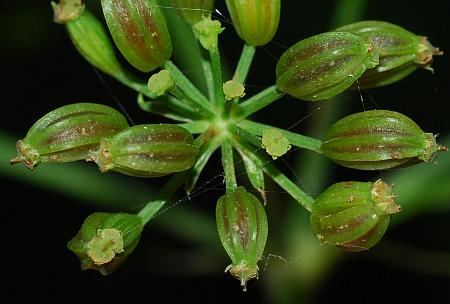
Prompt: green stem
<box><xmin>230</xmin><ymin>125</ymin><xmax>262</xmax><ymax>148</ymax></box>
<box><xmin>164</xmin><ymin>60</ymin><xmax>214</xmax><ymax>116</ymax></box>
<box><xmin>169</xmin><ymin>86</ymin><xmax>214</xmax><ymax>118</ymax></box>
<box><xmin>209</xmin><ymin>48</ymin><xmax>226</xmax><ymax>112</ymax></box>
<box><xmin>178</xmin><ymin>121</ymin><xmax>210</xmax><ymax>134</ymax></box>
<box><xmin>137</xmin><ymin>94</ymin><xmax>195</xmax><ymax>122</ymax></box>
<box><xmin>221</xmin><ymin>137</ymin><xmax>237</xmax><ymax>192</ymax></box>
<box><xmin>233</xmin><ymin>44</ymin><xmax>256</xmax><ymax>84</ymax></box>
<box><xmin>200</xmin><ymin>48</ymin><xmax>215</xmax><ymax>101</ymax></box>
<box><xmin>164</xmin><ymin>7</ymin><xmax>210</xmax><ymax>95</ymax></box>
<box><xmin>238</xmin><ymin>85</ymin><xmax>285</xmax><ymax>118</ymax></box>
<box><xmin>137</xmin><ymin>173</ymin><xmax>186</xmax><ymax>225</ymax></box>
<box><xmin>115</xmin><ymin>70</ymin><xmax>204</xmax><ymax>121</ymax></box>
<box><xmin>115</xmin><ymin>69</ymin><xmax>157</xmax><ymax>99</ymax></box>
<box><xmin>165</xmin><ymin>95</ymin><xmax>204</xmax><ymax>120</ymax></box>
<box><xmin>238</xmin><ymin>120</ymin><xmax>322</xmax><ymax>153</ymax></box>
<box><xmin>232</xmin><ymin>137</ymin><xmax>315</xmax><ymax>212</ymax></box>
<box><xmin>185</xmin><ymin>136</ymin><xmax>222</xmax><ymax>194</ymax></box>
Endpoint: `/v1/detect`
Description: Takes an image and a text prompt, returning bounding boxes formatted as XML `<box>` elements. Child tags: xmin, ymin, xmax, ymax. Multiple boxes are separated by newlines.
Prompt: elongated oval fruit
<box><xmin>216</xmin><ymin>186</ymin><xmax>268</xmax><ymax>290</ymax></box>
<box><xmin>92</xmin><ymin>124</ymin><xmax>198</xmax><ymax>177</ymax></box>
<box><xmin>336</xmin><ymin>21</ymin><xmax>443</xmax><ymax>88</ymax></box>
<box><xmin>170</xmin><ymin>0</ymin><xmax>215</xmax><ymax>25</ymax></box>
<box><xmin>311</xmin><ymin>180</ymin><xmax>401</xmax><ymax>252</ymax></box>
<box><xmin>225</xmin><ymin>0</ymin><xmax>280</xmax><ymax>46</ymax></box>
<box><xmin>276</xmin><ymin>31</ymin><xmax>379</xmax><ymax>101</ymax></box>
<box><xmin>101</xmin><ymin>0</ymin><xmax>173</xmax><ymax>72</ymax></box>
<box><xmin>11</xmin><ymin>103</ymin><xmax>129</xmax><ymax>170</ymax></box>
<box><xmin>67</xmin><ymin>212</ymin><xmax>143</xmax><ymax>275</ymax></box>
<box><xmin>65</xmin><ymin>9</ymin><xmax>124</xmax><ymax>76</ymax></box>
<box><xmin>321</xmin><ymin>110</ymin><xmax>446</xmax><ymax>170</ymax></box>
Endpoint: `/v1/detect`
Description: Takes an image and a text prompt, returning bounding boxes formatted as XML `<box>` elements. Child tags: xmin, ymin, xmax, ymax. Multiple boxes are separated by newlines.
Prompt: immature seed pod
<box><xmin>170</xmin><ymin>0</ymin><xmax>215</xmax><ymax>25</ymax></box>
<box><xmin>92</xmin><ymin>124</ymin><xmax>198</xmax><ymax>177</ymax></box>
<box><xmin>101</xmin><ymin>0</ymin><xmax>173</xmax><ymax>72</ymax></box>
<box><xmin>336</xmin><ymin>21</ymin><xmax>443</xmax><ymax>88</ymax></box>
<box><xmin>65</xmin><ymin>9</ymin><xmax>124</xmax><ymax>76</ymax></box>
<box><xmin>320</xmin><ymin>110</ymin><xmax>446</xmax><ymax>170</ymax></box>
<box><xmin>67</xmin><ymin>212</ymin><xmax>143</xmax><ymax>275</ymax></box>
<box><xmin>11</xmin><ymin>103</ymin><xmax>129</xmax><ymax>170</ymax></box>
<box><xmin>311</xmin><ymin>180</ymin><xmax>401</xmax><ymax>252</ymax></box>
<box><xmin>216</xmin><ymin>187</ymin><xmax>268</xmax><ymax>290</ymax></box>
<box><xmin>276</xmin><ymin>31</ymin><xmax>379</xmax><ymax>101</ymax></box>
<box><xmin>225</xmin><ymin>0</ymin><xmax>280</xmax><ymax>46</ymax></box>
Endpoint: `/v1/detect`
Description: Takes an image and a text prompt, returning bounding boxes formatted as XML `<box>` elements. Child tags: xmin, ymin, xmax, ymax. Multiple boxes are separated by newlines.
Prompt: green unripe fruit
<box><xmin>11</xmin><ymin>103</ymin><xmax>129</xmax><ymax>170</ymax></box>
<box><xmin>216</xmin><ymin>187</ymin><xmax>268</xmax><ymax>290</ymax></box>
<box><xmin>320</xmin><ymin>110</ymin><xmax>446</xmax><ymax>170</ymax></box>
<box><xmin>91</xmin><ymin>124</ymin><xmax>198</xmax><ymax>177</ymax></box>
<box><xmin>101</xmin><ymin>0</ymin><xmax>173</xmax><ymax>72</ymax></box>
<box><xmin>336</xmin><ymin>21</ymin><xmax>443</xmax><ymax>88</ymax></box>
<box><xmin>276</xmin><ymin>32</ymin><xmax>379</xmax><ymax>101</ymax></box>
<box><xmin>311</xmin><ymin>180</ymin><xmax>401</xmax><ymax>252</ymax></box>
<box><xmin>169</xmin><ymin>0</ymin><xmax>215</xmax><ymax>25</ymax></box>
<box><xmin>67</xmin><ymin>212</ymin><xmax>143</xmax><ymax>275</ymax></box>
<box><xmin>225</xmin><ymin>0</ymin><xmax>280</xmax><ymax>46</ymax></box>
<box><xmin>55</xmin><ymin>6</ymin><xmax>124</xmax><ymax>76</ymax></box>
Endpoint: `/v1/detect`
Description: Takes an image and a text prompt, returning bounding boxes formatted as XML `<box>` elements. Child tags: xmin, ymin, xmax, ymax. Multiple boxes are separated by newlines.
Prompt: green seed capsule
<box><xmin>216</xmin><ymin>187</ymin><xmax>268</xmax><ymax>290</ymax></box>
<box><xmin>101</xmin><ymin>0</ymin><xmax>173</xmax><ymax>72</ymax></box>
<box><xmin>320</xmin><ymin>110</ymin><xmax>446</xmax><ymax>170</ymax></box>
<box><xmin>67</xmin><ymin>212</ymin><xmax>143</xmax><ymax>275</ymax></box>
<box><xmin>169</xmin><ymin>0</ymin><xmax>215</xmax><ymax>25</ymax></box>
<box><xmin>66</xmin><ymin>9</ymin><xmax>124</xmax><ymax>76</ymax></box>
<box><xmin>336</xmin><ymin>21</ymin><xmax>443</xmax><ymax>88</ymax></box>
<box><xmin>11</xmin><ymin>103</ymin><xmax>129</xmax><ymax>170</ymax></box>
<box><xmin>276</xmin><ymin>31</ymin><xmax>380</xmax><ymax>101</ymax></box>
<box><xmin>311</xmin><ymin>180</ymin><xmax>401</xmax><ymax>252</ymax></box>
<box><xmin>225</xmin><ymin>0</ymin><xmax>280</xmax><ymax>46</ymax></box>
<box><xmin>92</xmin><ymin>124</ymin><xmax>198</xmax><ymax>177</ymax></box>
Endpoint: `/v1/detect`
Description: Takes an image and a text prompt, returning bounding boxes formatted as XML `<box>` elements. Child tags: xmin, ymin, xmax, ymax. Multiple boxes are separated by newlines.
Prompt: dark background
<box><xmin>1</xmin><ymin>1</ymin><xmax>450</xmax><ymax>303</ymax></box>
